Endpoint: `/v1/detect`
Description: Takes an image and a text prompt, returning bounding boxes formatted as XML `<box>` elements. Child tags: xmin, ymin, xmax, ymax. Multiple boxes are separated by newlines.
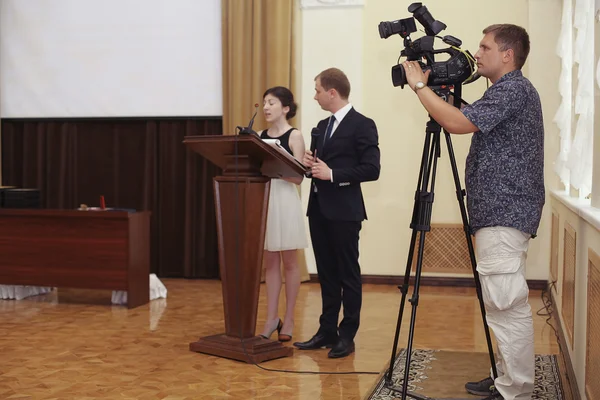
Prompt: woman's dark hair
<box><xmin>263</xmin><ymin>86</ymin><xmax>298</xmax><ymax>120</ymax></box>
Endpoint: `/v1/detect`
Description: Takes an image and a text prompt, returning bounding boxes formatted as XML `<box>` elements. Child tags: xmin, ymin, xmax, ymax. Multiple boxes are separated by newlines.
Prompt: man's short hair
<box><xmin>315</xmin><ymin>68</ymin><xmax>351</xmax><ymax>100</ymax></box>
<box><xmin>483</xmin><ymin>24</ymin><xmax>530</xmax><ymax>70</ymax></box>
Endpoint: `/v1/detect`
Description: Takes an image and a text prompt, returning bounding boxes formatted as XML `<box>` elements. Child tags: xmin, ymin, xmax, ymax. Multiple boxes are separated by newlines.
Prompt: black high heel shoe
<box><xmin>260</xmin><ymin>318</ymin><xmax>282</xmax><ymax>339</ymax></box>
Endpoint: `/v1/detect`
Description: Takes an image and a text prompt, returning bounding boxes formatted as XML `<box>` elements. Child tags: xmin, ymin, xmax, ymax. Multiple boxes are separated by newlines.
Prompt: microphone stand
<box><xmin>237</xmin><ymin>104</ymin><xmax>260</xmax><ymax>136</ymax></box>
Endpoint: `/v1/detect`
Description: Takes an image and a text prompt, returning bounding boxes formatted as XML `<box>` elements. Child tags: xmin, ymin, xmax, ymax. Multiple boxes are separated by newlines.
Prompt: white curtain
<box><xmin>554</xmin><ymin>0</ymin><xmax>595</xmax><ymax>197</ymax></box>
<box><xmin>597</xmin><ymin>1</ymin><xmax>600</xmax><ymax>91</ymax></box>
<box><xmin>566</xmin><ymin>0</ymin><xmax>595</xmax><ymax>197</ymax></box>
<box><xmin>553</xmin><ymin>0</ymin><xmax>574</xmax><ymax>188</ymax></box>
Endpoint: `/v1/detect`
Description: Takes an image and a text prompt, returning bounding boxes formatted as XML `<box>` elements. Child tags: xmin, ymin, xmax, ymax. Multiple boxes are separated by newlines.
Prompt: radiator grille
<box><xmin>550</xmin><ymin>211</ymin><xmax>559</xmax><ymax>283</ymax></box>
<box><xmin>586</xmin><ymin>249</ymin><xmax>600</xmax><ymax>400</ymax></box>
<box><xmin>411</xmin><ymin>224</ymin><xmax>474</xmax><ymax>275</ymax></box>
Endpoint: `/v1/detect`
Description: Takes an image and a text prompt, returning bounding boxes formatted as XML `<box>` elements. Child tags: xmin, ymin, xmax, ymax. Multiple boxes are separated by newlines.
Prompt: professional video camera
<box><xmin>378</xmin><ymin>2</ymin><xmax>477</xmax><ymax>89</ymax></box>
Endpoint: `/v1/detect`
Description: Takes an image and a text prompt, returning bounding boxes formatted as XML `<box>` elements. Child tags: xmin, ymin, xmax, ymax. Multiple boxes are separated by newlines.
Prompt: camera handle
<box><xmin>383</xmin><ymin>86</ymin><xmax>498</xmax><ymax>400</ymax></box>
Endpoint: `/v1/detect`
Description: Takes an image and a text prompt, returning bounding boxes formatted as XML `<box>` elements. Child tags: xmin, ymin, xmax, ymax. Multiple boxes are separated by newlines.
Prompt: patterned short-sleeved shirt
<box><xmin>461</xmin><ymin>70</ymin><xmax>545</xmax><ymax>235</ymax></box>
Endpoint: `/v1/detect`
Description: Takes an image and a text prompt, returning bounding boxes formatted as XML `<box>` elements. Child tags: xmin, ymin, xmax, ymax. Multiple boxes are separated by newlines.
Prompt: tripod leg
<box><xmin>444</xmin><ymin>131</ymin><xmax>498</xmax><ymax>379</ymax></box>
<box><xmin>397</xmin><ymin>129</ymin><xmax>439</xmax><ymax>400</ymax></box>
<box><xmin>385</xmin><ymin>129</ymin><xmax>436</xmax><ymax>394</ymax></box>
<box><xmin>400</xmin><ymin>229</ymin><xmax>429</xmax><ymax>399</ymax></box>
<box><xmin>385</xmin><ymin>229</ymin><xmax>417</xmax><ymax>385</ymax></box>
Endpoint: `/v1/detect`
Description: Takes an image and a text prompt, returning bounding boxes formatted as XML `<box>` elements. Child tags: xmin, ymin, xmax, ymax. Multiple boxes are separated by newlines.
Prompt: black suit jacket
<box><xmin>307</xmin><ymin>107</ymin><xmax>380</xmax><ymax>221</ymax></box>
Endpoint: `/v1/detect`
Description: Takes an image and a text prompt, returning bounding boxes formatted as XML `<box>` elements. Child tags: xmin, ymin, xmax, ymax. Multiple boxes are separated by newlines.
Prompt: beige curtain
<box><xmin>222</xmin><ymin>0</ymin><xmax>309</xmax><ymax>282</ymax></box>
<box><xmin>222</xmin><ymin>0</ymin><xmax>297</xmax><ymax>135</ymax></box>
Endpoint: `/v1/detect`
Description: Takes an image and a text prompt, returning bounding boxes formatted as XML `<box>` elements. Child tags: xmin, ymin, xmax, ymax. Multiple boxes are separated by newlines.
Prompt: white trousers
<box><xmin>475</xmin><ymin>227</ymin><xmax>535</xmax><ymax>400</ymax></box>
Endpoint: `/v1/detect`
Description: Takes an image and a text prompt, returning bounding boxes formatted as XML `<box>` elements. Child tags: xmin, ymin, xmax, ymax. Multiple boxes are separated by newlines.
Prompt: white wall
<box><xmin>297</xmin><ymin>0</ymin><xmax>562</xmax><ymax>279</ymax></box>
<box><xmin>298</xmin><ymin>3</ymin><xmax>364</xmax><ymax>274</ymax></box>
<box><xmin>526</xmin><ymin>0</ymin><xmax>563</xmax><ymax>280</ymax></box>
<box><xmin>593</xmin><ymin>8</ymin><xmax>600</xmax><ymax>208</ymax></box>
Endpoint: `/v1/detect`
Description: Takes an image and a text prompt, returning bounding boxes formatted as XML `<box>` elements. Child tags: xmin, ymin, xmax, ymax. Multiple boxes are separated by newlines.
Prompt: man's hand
<box><xmin>303</xmin><ymin>150</ymin><xmax>315</xmax><ymax>169</ymax></box>
<box><xmin>400</xmin><ymin>60</ymin><xmax>477</xmax><ymax>134</ymax></box>
<box><xmin>403</xmin><ymin>60</ymin><xmax>431</xmax><ymax>91</ymax></box>
<box><xmin>311</xmin><ymin>158</ymin><xmax>332</xmax><ymax>181</ymax></box>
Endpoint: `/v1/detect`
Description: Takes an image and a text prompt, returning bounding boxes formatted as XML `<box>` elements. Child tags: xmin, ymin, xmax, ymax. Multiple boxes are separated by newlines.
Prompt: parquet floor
<box><xmin>0</xmin><ymin>280</ymin><xmax>559</xmax><ymax>399</ymax></box>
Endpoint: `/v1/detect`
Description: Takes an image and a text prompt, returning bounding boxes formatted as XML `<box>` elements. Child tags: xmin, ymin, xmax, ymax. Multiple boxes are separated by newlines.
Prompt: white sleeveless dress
<box><xmin>260</xmin><ymin>129</ymin><xmax>309</xmax><ymax>251</ymax></box>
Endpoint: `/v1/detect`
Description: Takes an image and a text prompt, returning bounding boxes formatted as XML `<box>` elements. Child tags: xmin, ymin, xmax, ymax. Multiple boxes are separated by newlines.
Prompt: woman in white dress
<box><xmin>259</xmin><ymin>86</ymin><xmax>308</xmax><ymax>341</ymax></box>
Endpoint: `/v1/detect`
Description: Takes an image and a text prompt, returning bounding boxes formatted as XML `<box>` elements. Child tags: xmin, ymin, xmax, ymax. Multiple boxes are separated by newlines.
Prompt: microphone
<box><xmin>305</xmin><ymin>127</ymin><xmax>321</xmax><ymax>178</ymax></box>
<box><xmin>309</xmin><ymin>127</ymin><xmax>320</xmax><ymax>154</ymax></box>
<box><xmin>237</xmin><ymin>103</ymin><xmax>259</xmax><ymax>135</ymax></box>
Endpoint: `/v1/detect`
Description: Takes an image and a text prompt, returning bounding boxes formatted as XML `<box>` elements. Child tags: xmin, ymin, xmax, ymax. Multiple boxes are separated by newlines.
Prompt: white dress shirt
<box><xmin>328</xmin><ymin>102</ymin><xmax>353</xmax><ymax>138</ymax></box>
<box><xmin>326</xmin><ymin>103</ymin><xmax>353</xmax><ymax>182</ymax></box>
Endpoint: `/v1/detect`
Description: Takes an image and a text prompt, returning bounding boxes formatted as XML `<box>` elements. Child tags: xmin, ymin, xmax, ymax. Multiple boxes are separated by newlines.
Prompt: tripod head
<box><xmin>429</xmin><ymin>82</ymin><xmax>464</xmax><ymax>111</ymax></box>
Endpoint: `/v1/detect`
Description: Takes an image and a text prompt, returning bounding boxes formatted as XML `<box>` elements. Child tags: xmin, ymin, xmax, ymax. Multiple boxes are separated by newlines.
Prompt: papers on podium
<box><xmin>261</xmin><ymin>138</ymin><xmax>307</xmax><ymax>170</ymax></box>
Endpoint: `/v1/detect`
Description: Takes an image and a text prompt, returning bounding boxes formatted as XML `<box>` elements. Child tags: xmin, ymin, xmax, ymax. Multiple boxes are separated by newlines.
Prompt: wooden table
<box><xmin>0</xmin><ymin>209</ymin><xmax>150</xmax><ymax>308</ymax></box>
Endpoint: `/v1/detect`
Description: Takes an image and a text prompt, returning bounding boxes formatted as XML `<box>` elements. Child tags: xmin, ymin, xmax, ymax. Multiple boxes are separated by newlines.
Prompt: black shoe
<box><xmin>327</xmin><ymin>338</ymin><xmax>355</xmax><ymax>358</ymax></box>
<box><xmin>465</xmin><ymin>376</ymin><xmax>495</xmax><ymax>396</ymax></box>
<box><xmin>293</xmin><ymin>333</ymin><xmax>337</xmax><ymax>350</ymax></box>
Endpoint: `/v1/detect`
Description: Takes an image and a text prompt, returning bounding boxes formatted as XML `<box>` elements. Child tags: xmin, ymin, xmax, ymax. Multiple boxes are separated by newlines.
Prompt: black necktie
<box><xmin>323</xmin><ymin>115</ymin><xmax>335</xmax><ymax>145</ymax></box>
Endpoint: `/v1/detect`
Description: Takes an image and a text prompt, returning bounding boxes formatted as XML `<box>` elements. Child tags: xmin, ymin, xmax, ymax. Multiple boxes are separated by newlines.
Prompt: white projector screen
<box><xmin>0</xmin><ymin>0</ymin><xmax>222</xmax><ymax>118</ymax></box>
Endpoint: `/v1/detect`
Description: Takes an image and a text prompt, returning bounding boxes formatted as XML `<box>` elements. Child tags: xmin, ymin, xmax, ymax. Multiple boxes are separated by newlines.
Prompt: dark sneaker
<box><xmin>465</xmin><ymin>376</ymin><xmax>495</xmax><ymax>396</ymax></box>
<box><xmin>481</xmin><ymin>389</ymin><xmax>503</xmax><ymax>400</ymax></box>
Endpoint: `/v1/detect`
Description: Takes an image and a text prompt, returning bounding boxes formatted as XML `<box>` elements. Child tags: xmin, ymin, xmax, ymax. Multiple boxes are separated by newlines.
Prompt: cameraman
<box><xmin>403</xmin><ymin>24</ymin><xmax>544</xmax><ymax>400</ymax></box>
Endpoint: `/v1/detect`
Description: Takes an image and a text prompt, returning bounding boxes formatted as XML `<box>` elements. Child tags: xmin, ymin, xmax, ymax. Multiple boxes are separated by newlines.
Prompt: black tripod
<box><xmin>383</xmin><ymin>88</ymin><xmax>498</xmax><ymax>400</ymax></box>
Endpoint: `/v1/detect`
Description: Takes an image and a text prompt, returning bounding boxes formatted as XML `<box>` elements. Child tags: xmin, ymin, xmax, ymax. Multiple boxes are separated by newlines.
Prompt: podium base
<box><xmin>189</xmin><ymin>334</ymin><xmax>293</xmax><ymax>363</ymax></box>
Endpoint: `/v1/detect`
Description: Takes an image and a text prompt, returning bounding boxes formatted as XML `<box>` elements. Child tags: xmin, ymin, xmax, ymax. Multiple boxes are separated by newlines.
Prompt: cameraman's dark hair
<box><xmin>483</xmin><ymin>24</ymin><xmax>530</xmax><ymax>70</ymax></box>
<box><xmin>315</xmin><ymin>68</ymin><xmax>351</xmax><ymax>100</ymax></box>
<box><xmin>263</xmin><ymin>86</ymin><xmax>297</xmax><ymax>120</ymax></box>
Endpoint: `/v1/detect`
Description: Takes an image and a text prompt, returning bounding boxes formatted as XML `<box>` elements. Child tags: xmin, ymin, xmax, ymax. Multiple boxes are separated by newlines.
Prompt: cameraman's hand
<box><xmin>403</xmin><ymin>61</ymin><xmax>431</xmax><ymax>91</ymax></box>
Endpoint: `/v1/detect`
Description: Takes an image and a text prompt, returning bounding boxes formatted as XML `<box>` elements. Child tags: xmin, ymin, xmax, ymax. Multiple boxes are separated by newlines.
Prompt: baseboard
<box><xmin>550</xmin><ymin>287</ymin><xmax>581</xmax><ymax>400</ymax></box>
<box><xmin>308</xmin><ymin>274</ymin><xmax>547</xmax><ymax>290</ymax></box>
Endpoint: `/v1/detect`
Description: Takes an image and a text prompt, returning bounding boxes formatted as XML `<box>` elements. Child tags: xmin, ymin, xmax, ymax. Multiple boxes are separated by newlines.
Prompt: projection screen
<box><xmin>0</xmin><ymin>0</ymin><xmax>222</xmax><ymax>118</ymax></box>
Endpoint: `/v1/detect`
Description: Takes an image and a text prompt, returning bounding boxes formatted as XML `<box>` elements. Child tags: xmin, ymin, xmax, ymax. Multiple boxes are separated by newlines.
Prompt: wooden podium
<box><xmin>183</xmin><ymin>134</ymin><xmax>306</xmax><ymax>363</ymax></box>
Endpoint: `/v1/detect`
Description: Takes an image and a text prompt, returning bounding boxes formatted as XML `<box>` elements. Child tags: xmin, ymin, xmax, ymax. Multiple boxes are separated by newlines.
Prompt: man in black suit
<box><xmin>293</xmin><ymin>68</ymin><xmax>380</xmax><ymax>358</ymax></box>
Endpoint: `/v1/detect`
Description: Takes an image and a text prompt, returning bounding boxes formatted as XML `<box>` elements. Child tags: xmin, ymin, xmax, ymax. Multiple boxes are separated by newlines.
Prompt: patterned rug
<box><xmin>367</xmin><ymin>349</ymin><xmax>564</xmax><ymax>400</ymax></box>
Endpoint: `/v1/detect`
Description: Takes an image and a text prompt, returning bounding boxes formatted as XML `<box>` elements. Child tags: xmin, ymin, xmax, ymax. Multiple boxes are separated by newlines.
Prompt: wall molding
<box><xmin>301</xmin><ymin>0</ymin><xmax>364</xmax><ymax>9</ymax></box>
<box><xmin>308</xmin><ymin>274</ymin><xmax>547</xmax><ymax>290</ymax></box>
<box><xmin>551</xmin><ymin>287</ymin><xmax>581</xmax><ymax>400</ymax></box>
